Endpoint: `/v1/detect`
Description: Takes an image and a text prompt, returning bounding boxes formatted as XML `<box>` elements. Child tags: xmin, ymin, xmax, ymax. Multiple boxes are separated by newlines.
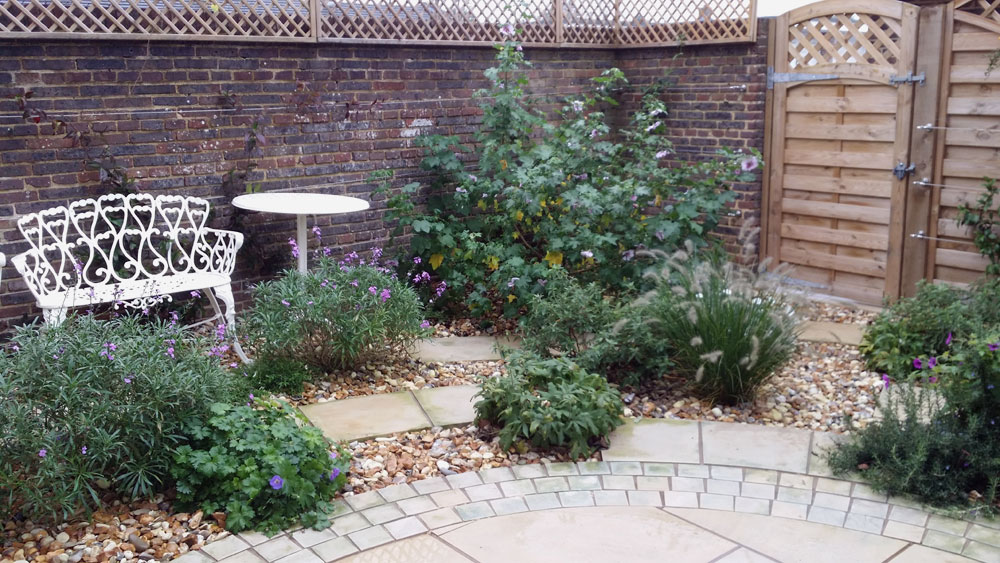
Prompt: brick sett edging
<box><xmin>176</xmin><ymin>460</ymin><xmax>1000</xmax><ymax>563</ymax></box>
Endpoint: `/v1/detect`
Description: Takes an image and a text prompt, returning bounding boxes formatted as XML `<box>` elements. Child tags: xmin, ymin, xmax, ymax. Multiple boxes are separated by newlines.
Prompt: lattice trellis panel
<box><xmin>955</xmin><ymin>0</ymin><xmax>1000</xmax><ymax>23</ymax></box>
<box><xmin>0</xmin><ymin>0</ymin><xmax>311</xmax><ymax>39</ymax></box>
<box><xmin>617</xmin><ymin>0</ymin><xmax>754</xmax><ymax>46</ymax></box>
<box><xmin>561</xmin><ymin>0</ymin><xmax>614</xmax><ymax>46</ymax></box>
<box><xmin>318</xmin><ymin>0</ymin><xmax>557</xmax><ymax>45</ymax></box>
<box><xmin>787</xmin><ymin>12</ymin><xmax>901</xmax><ymax>69</ymax></box>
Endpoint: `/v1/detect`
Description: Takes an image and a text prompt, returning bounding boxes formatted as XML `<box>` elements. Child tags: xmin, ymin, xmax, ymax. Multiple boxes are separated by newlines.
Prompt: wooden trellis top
<box><xmin>0</xmin><ymin>0</ymin><xmax>757</xmax><ymax>47</ymax></box>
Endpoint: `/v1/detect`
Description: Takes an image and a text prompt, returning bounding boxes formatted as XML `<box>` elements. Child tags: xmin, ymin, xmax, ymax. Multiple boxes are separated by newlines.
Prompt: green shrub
<box><xmin>474</xmin><ymin>354</ymin><xmax>624</xmax><ymax>458</ymax></box>
<box><xmin>0</xmin><ymin>315</ymin><xmax>241</xmax><ymax>522</ymax></box>
<box><xmin>246</xmin><ymin>354</ymin><xmax>313</xmax><ymax>394</ymax></box>
<box><xmin>377</xmin><ymin>30</ymin><xmax>760</xmax><ymax>316</ymax></box>
<box><xmin>245</xmin><ymin>254</ymin><xmax>429</xmax><ymax>375</ymax></box>
<box><xmin>171</xmin><ymin>399</ymin><xmax>350</xmax><ymax>534</ymax></box>
<box><xmin>830</xmin><ymin>333</ymin><xmax>1000</xmax><ymax>514</ymax></box>
<box><xmin>860</xmin><ymin>281</ymin><xmax>977</xmax><ymax>377</ymax></box>
<box><xmin>518</xmin><ymin>270</ymin><xmax>671</xmax><ymax>385</ymax></box>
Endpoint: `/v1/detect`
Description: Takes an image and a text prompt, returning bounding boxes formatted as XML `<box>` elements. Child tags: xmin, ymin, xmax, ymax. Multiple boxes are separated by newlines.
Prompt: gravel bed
<box><xmin>801</xmin><ymin>300</ymin><xmax>880</xmax><ymax>325</ymax></box>
<box><xmin>430</xmin><ymin>317</ymin><xmax>519</xmax><ymax>337</ymax></box>
<box><xmin>279</xmin><ymin>358</ymin><xmax>505</xmax><ymax>407</ymax></box>
<box><xmin>625</xmin><ymin>341</ymin><xmax>881</xmax><ymax>433</ymax></box>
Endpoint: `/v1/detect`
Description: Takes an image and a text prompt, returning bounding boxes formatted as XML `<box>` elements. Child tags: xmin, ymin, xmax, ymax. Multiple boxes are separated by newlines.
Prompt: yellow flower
<box><xmin>515</xmin><ymin>210</ymin><xmax>524</xmax><ymax>221</ymax></box>
<box><xmin>485</xmin><ymin>255</ymin><xmax>499</xmax><ymax>271</ymax></box>
<box><xmin>543</xmin><ymin>250</ymin><xmax>563</xmax><ymax>267</ymax></box>
<box><xmin>507</xmin><ymin>294</ymin><xmax>517</xmax><ymax>303</ymax></box>
<box><xmin>477</xmin><ymin>200</ymin><xmax>487</xmax><ymax>210</ymax></box>
<box><xmin>513</xmin><ymin>231</ymin><xmax>519</xmax><ymax>239</ymax></box>
<box><xmin>501</xmin><ymin>159</ymin><xmax>508</xmax><ymax>170</ymax></box>
<box><xmin>429</xmin><ymin>254</ymin><xmax>444</xmax><ymax>270</ymax></box>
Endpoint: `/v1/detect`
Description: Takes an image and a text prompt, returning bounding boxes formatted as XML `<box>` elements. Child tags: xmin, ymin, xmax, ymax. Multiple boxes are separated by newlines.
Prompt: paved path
<box><xmin>175</xmin><ymin>420</ymin><xmax>1000</xmax><ymax>563</ymax></box>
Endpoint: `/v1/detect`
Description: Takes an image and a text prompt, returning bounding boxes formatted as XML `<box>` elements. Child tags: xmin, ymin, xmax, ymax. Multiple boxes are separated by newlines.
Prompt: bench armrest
<box><xmin>199</xmin><ymin>228</ymin><xmax>244</xmax><ymax>275</ymax></box>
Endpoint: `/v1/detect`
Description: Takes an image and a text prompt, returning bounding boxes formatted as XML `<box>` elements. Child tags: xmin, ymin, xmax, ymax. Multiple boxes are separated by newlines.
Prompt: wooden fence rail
<box><xmin>0</xmin><ymin>0</ymin><xmax>757</xmax><ymax>46</ymax></box>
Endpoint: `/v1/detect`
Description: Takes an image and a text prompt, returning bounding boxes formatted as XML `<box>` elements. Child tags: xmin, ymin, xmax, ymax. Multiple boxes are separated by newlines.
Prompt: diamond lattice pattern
<box><xmin>787</xmin><ymin>13</ymin><xmax>901</xmax><ymax>69</ymax></box>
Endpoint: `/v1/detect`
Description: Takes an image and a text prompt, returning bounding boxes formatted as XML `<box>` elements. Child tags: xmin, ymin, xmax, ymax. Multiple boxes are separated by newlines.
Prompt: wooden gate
<box><xmin>762</xmin><ymin>0</ymin><xmax>920</xmax><ymax>304</ymax></box>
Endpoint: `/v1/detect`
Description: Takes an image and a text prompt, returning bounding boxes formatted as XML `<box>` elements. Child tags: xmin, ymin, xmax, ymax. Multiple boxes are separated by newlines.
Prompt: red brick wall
<box><xmin>0</xmin><ymin>24</ymin><xmax>767</xmax><ymax>328</ymax></box>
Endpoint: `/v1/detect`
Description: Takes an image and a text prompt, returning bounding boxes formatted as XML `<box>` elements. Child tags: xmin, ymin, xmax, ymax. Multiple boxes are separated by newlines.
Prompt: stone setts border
<box><xmin>175</xmin><ymin>460</ymin><xmax>1000</xmax><ymax>563</ymax></box>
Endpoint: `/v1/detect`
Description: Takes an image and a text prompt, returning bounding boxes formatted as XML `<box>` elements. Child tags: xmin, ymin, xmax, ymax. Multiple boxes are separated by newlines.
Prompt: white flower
<box><xmin>500</xmin><ymin>23</ymin><xmax>515</xmax><ymax>37</ymax></box>
<box><xmin>656</xmin><ymin>150</ymin><xmax>669</xmax><ymax>159</ymax></box>
<box><xmin>646</xmin><ymin>121</ymin><xmax>662</xmax><ymax>132</ymax></box>
<box><xmin>571</xmin><ymin>100</ymin><xmax>584</xmax><ymax>112</ymax></box>
<box><xmin>581</xmin><ymin>250</ymin><xmax>593</xmax><ymax>258</ymax></box>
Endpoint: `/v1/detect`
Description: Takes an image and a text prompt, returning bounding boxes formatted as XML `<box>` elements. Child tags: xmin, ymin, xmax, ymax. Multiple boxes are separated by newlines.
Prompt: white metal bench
<box><xmin>11</xmin><ymin>193</ymin><xmax>248</xmax><ymax>362</ymax></box>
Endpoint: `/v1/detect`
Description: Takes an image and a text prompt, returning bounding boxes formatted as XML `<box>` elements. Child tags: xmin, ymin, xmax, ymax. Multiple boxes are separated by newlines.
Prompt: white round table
<box><xmin>232</xmin><ymin>192</ymin><xmax>370</xmax><ymax>273</ymax></box>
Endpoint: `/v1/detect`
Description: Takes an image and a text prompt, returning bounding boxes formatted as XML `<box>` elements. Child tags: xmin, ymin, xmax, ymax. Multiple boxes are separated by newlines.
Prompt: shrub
<box><xmin>377</xmin><ymin>31</ymin><xmax>761</xmax><ymax>316</ymax></box>
<box><xmin>830</xmin><ymin>333</ymin><xmax>1000</xmax><ymax>514</ymax></box>
<box><xmin>474</xmin><ymin>354</ymin><xmax>624</xmax><ymax>458</ymax></box>
<box><xmin>518</xmin><ymin>270</ymin><xmax>671</xmax><ymax>385</ymax></box>
<box><xmin>245</xmin><ymin>254</ymin><xmax>429</xmax><ymax>376</ymax></box>
<box><xmin>246</xmin><ymin>354</ymin><xmax>314</xmax><ymax>394</ymax></box>
<box><xmin>860</xmin><ymin>281</ymin><xmax>978</xmax><ymax>377</ymax></box>
<box><xmin>631</xmin><ymin>239</ymin><xmax>800</xmax><ymax>403</ymax></box>
<box><xmin>0</xmin><ymin>315</ymin><xmax>241</xmax><ymax>522</ymax></box>
<box><xmin>171</xmin><ymin>399</ymin><xmax>350</xmax><ymax>533</ymax></box>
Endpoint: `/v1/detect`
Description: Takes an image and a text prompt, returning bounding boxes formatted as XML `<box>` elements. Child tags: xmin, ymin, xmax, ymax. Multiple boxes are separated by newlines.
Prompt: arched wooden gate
<box><xmin>762</xmin><ymin>0</ymin><xmax>1000</xmax><ymax>304</ymax></box>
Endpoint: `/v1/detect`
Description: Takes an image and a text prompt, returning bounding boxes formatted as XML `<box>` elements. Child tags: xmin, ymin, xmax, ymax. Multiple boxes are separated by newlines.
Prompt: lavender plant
<box><xmin>244</xmin><ymin>250</ymin><xmax>431</xmax><ymax>376</ymax></box>
<box><xmin>0</xmin><ymin>314</ymin><xmax>242</xmax><ymax>522</ymax></box>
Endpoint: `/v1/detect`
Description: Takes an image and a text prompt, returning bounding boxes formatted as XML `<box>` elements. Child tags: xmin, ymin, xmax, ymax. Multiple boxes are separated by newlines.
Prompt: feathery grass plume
<box><xmin>625</xmin><ymin>219</ymin><xmax>802</xmax><ymax>403</ymax></box>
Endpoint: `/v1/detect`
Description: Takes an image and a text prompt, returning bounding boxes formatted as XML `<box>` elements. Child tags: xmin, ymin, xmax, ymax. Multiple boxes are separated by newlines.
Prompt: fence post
<box><xmin>554</xmin><ymin>0</ymin><xmax>564</xmax><ymax>44</ymax></box>
<box><xmin>310</xmin><ymin>0</ymin><xmax>320</xmax><ymax>41</ymax></box>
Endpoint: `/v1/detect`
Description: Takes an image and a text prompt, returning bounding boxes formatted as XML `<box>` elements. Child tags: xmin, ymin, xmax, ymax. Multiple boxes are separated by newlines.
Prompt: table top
<box><xmin>232</xmin><ymin>192</ymin><xmax>370</xmax><ymax>215</ymax></box>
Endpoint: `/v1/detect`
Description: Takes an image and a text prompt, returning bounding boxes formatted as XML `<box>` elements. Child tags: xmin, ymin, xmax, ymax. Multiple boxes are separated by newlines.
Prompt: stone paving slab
<box><xmin>413</xmin><ymin>385</ymin><xmax>480</xmax><ymax>427</ymax></box>
<box><xmin>411</xmin><ymin>336</ymin><xmax>519</xmax><ymax>362</ymax></box>
<box><xmin>300</xmin><ymin>393</ymin><xmax>431</xmax><ymax>441</ymax></box>
<box><xmin>602</xmin><ymin>418</ymin><xmax>701</xmax><ymax>463</ymax></box>
<box><xmin>177</xmin><ymin>458</ymin><xmax>994</xmax><ymax>563</ymax></box>
<box><xmin>702</xmin><ymin>421</ymin><xmax>812</xmax><ymax>473</ymax></box>
<box><xmin>799</xmin><ymin>321</ymin><xmax>864</xmax><ymax>346</ymax></box>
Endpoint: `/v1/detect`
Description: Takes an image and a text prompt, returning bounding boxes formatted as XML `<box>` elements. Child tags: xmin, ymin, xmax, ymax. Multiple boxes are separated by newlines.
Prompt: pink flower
<box><xmin>740</xmin><ymin>156</ymin><xmax>759</xmax><ymax>172</ymax></box>
<box><xmin>420</xmin><ymin>320</ymin><xmax>431</xmax><ymax>329</ymax></box>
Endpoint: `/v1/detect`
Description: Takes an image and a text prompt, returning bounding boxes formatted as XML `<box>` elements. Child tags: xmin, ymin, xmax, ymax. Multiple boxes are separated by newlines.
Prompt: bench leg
<box><xmin>42</xmin><ymin>307</ymin><xmax>67</xmax><ymax>326</ymax></box>
<box><xmin>208</xmin><ymin>283</ymin><xmax>250</xmax><ymax>364</ymax></box>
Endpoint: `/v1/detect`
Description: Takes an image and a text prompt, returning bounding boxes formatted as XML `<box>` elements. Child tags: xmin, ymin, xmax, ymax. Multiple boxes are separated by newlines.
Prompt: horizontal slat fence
<box><xmin>0</xmin><ymin>0</ymin><xmax>757</xmax><ymax>46</ymax></box>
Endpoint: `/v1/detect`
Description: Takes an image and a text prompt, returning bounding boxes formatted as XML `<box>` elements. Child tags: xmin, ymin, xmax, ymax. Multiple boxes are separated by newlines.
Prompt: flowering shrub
<box><xmin>628</xmin><ymin>233</ymin><xmax>800</xmax><ymax>403</ymax></box>
<box><xmin>244</xmin><ymin>253</ymin><xmax>429</xmax><ymax>376</ymax></box>
<box><xmin>831</xmin><ymin>332</ymin><xmax>1000</xmax><ymax>514</ymax></box>
<box><xmin>859</xmin><ymin>280</ymin><xmax>1000</xmax><ymax>377</ymax></box>
<box><xmin>377</xmin><ymin>31</ymin><xmax>761</xmax><ymax>316</ymax></box>
<box><xmin>171</xmin><ymin>399</ymin><xmax>350</xmax><ymax>533</ymax></box>
<box><xmin>474</xmin><ymin>354</ymin><xmax>624</xmax><ymax>458</ymax></box>
<box><xmin>0</xmin><ymin>315</ymin><xmax>241</xmax><ymax>522</ymax></box>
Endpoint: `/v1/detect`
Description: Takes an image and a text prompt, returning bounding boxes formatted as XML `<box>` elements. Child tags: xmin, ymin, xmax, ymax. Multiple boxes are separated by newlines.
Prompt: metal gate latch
<box><xmin>889</xmin><ymin>72</ymin><xmax>926</xmax><ymax>86</ymax></box>
<box><xmin>893</xmin><ymin>162</ymin><xmax>916</xmax><ymax>180</ymax></box>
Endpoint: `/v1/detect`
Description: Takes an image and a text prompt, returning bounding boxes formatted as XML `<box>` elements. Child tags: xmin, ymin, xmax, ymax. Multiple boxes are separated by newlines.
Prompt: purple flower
<box><xmin>288</xmin><ymin>237</ymin><xmax>299</xmax><ymax>258</ymax></box>
<box><xmin>928</xmin><ymin>356</ymin><xmax>937</xmax><ymax>368</ymax></box>
<box><xmin>622</xmin><ymin>250</ymin><xmax>635</xmax><ymax>261</ymax></box>
<box><xmin>190</xmin><ymin>290</ymin><xmax>201</xmax><ymax>298</ymax></box>
<box><xmin>571</xmin><ymin>100</ymin><xmax>584</xmax><ymax>113</ymax></box>
<box><xmin>740</xmin><ymin>156</ymin><xmax>759</xmax><ymax>172</ymax></box>
<box><xmin>945</xmin><ymin>332</ymin><xmax>953</xmax><ymax>346</ymax></box>
<box><xmin>468</xmin><ymin>174</ymin><xmax>478</xmax><ymax>182</ymax></box>
<box><xmin>350</xmin><ymin>280</ymin><xmax>359</xmax><ymax>287</ymax></box>
<box><xmin>249</xmin><ymin>393</ymin><xmax>255</xmax><ymax>401</ymax></box>
<box><xmin>990</xmin><ymin>343</ymin><xmax>999</xmax><ymax>352</ymax></box>
<box><xmin>269</xmin><ymin>475</ymin><xmax>284</xmax><ymax>490</ymax></box>
<box><xmin>655</xmin><ymin>230</ymin><xmax>665</xmax><ymax>242</ymax></box>
<box><xmin>913</xmin><ymin>358</ymin><xmax>923</xmax><ymax>369</ymax></box>
<box><xmin>882</xmin><ymin>374</ymin><xmax>890</xmax><ymax>389</ymax></box>
<box><xmin>123</xmin><ymin>376</ymin><xmax>132</xmax><ymax>384</ymax></box>
<box><xmin>368</xmin><ymin>286</ymin><xmax>378</xmax><ymax>295</ymax></box>
<box><xmin>312</xmin><ymin>225</ymin><xmax>322</xmax><ymax>241</ymax></box>
<box><xmin>516</xmin><ymin>45</ymin><xmax>523</xmax><ymax>52</ymax></box>
<box><xmin>379</xmin><ymin>288</ymin><xmax>391</xmax><ymax>302</ymax></box>
<box><xmin>507</xmin><ymin>277</ymin><xmax>520</xmax><ymax>288</ymax></box>
<box><xmin>281</xmin><ymin>299</ymin><xmax>291</xmax><ymax>307</ymax></box>
<box><xmin>499</xmin><ymin>23</ymin><xmax>515</xmax><ymax>37</ymax></box>
<box><xmin>929</xmin><ymin>376</ymin><xmax>938</xmax><ymax>383</ymax></box>
<box><xmin>81</xmin><ymin>446</ymin><xmax>87</xmax><ymax>455</ymax></box>
<box><xmin>329</xmin><ymin>451</ymin><xmax>338</xmax><ymax>459</ymax></box>
<box><xmin>215</xmin><ymin>323</ymin><xmax>227</xmax><ymax>341</ymax></box>
<box><xmin>413</xmin><ymin>256</ymin><xmax>422</xmax><ymax>264</ymax></box>
<box><xmin>420</xmin><ymin>320</ymin><xmax>431</xmax><ymax>329</ymax></box>
<box><xmin>329</xmin><ymin>468</ymin><xmax>341</xmax><ymax>480</ymax></box>
<box><xmin>455</xmin><ymin>187</ymin><xmax>467</xmax><ymax>194</ymax></box>
<box><xmin>38</xmin><ymin>449</ymin><xmax>46</xmax><ymax>458</ymax></box>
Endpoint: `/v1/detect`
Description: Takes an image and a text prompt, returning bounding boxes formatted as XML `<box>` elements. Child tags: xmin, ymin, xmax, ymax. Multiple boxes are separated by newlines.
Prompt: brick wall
<box><xmin>0</xmin><ymin>23</ymin><xmax>767</xmax><ymax>328</ymax></box>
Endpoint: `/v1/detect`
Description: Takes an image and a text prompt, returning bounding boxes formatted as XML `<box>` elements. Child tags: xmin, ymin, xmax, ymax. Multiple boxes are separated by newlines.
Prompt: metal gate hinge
<box><xmin>893</xmin><ymin>162</ymin><xmax>916</xmax><ymax>180</ymax></box>
<box><xmin>767</xmin><ymin>66</ymin><xmax>839</xmax><ymax>89</ymax></box>
<box><xmin>889</xmin><ymin>72</ymin><xmax>926</xmax><ymax>86</ymax></box>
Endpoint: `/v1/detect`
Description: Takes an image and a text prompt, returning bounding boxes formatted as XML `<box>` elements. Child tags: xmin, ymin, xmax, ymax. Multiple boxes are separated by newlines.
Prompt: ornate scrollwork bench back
<box><xmin>10</xmin><ymin>193</ymin><xmax>248</xmax><ymax>362</ymax></box>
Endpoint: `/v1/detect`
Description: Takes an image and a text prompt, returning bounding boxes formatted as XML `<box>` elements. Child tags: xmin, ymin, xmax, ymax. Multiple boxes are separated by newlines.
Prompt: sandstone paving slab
<box><xmin>602</xmin><ymin>419</ymin><xmax>701</xmax><ymax>463</ymax></box>
<box><xmin>300</xmin><ymin>392</ymin><xmax>430</xmax><ymax>441</ymax></box>
<box><xmin>412</xmin><ymin>336</ymin><xmax>519</xmax><ymax>362</ymax></box>
<box><xmin>667</xmin><ymin>507</ymin><xmax>907</xmax><ymax>563</ymax></box>
<box><xmin>799</xmin><ymin>321</ymin><xmax>863</xmax><ymax>345</ymax></box>
<box><xmin>702</xmin><ymin>422</ymin><xmax>812</xmax><ymax>473</ymax></box>
<box><xmin>438</xmin><ymin>506</ymin><xmax>735</xmax><ymax>563</ymax></box>
<box><xmin>890</xmin><ymin>544</ymin><xmax>979</xmax><ymax>563</ymax></box>
<box><xmin>338</xmin><ymin>534</ymin><xmax>471</xmax><ymax>563</ymax></box>
<box><xmin>716</xmin><ymin>548</ymin><xmax>780</xmax><ymax>563</ymax></box>
<box><xmin>413</xmin><ymin>384</ymin><xmax>479</xmax><ymax>427</ymax></box>
<box><xmin>808</xmin><ymin>431</ymin><xmax>848</xmax><ymax>477</ymax></box>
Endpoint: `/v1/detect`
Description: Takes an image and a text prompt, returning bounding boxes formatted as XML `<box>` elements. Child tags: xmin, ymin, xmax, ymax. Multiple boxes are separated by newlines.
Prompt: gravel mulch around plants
<box><xmin>277</xmin><ymin>357</ymin><xmax>505</xmax><ymax>407</ymax></box>
<box><xmin>801</xmin><ymin>300</ymin><xmax>880</xmax><ymax>325</ymax></box>
<box><xmin>623</xmin><ymin>341</ymin><xmax>882</xmax><ymax>433</ymax></box>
